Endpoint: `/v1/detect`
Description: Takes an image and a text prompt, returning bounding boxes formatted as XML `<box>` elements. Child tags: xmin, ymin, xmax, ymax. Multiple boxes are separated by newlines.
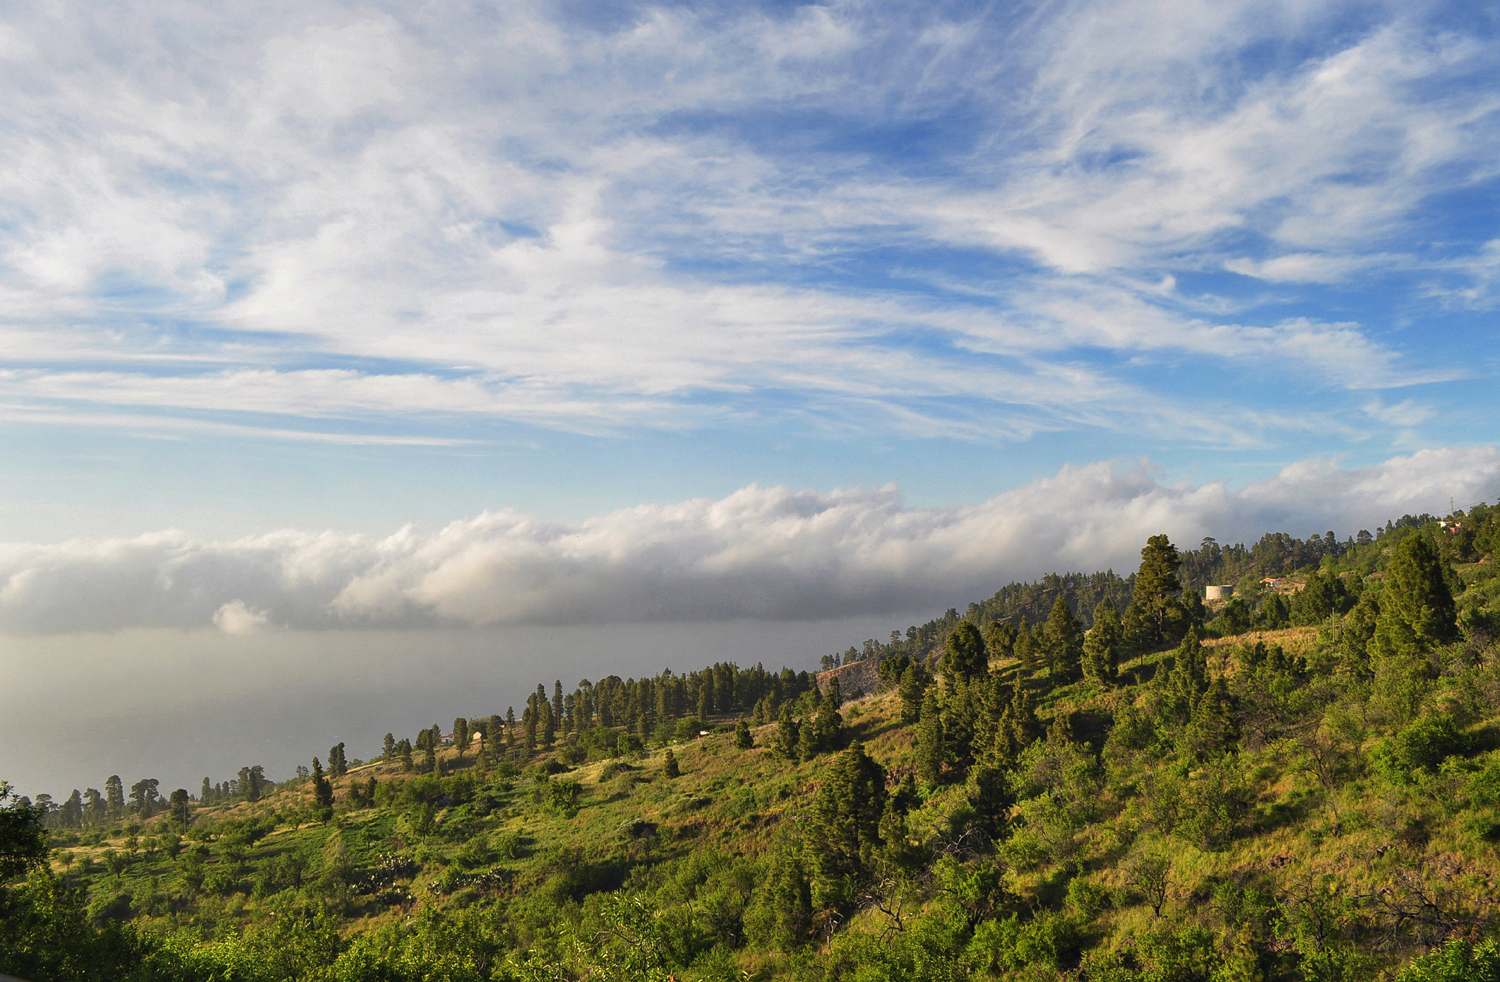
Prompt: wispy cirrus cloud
<box><xmin>0</xmin><ymin>0</ymin><xmax>1493</xmax><ymax>452</ymax></box>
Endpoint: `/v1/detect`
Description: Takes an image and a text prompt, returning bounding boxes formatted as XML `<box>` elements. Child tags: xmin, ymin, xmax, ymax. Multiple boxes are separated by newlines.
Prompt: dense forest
<box><xmin>4</xmin><ymin>506</ymin><xmax>1500</xmax><ymax>982</ymax></box>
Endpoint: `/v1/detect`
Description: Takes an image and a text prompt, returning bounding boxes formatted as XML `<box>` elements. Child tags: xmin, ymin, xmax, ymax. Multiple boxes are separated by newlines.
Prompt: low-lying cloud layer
<box><xmin>3</xmin><ymin>448</ymin><xmax>1494</xmax><ymax>635</ymax></box>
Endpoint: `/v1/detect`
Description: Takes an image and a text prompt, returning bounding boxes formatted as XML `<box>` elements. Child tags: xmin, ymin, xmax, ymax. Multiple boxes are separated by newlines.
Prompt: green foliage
<box><xmin>1083</xmin><ymin>599</ymin><xmax>1122</xmax><ymax>684</ymax></box>
<box><xmin>1258</xmin><ymin>592</ymin><xmax>1290</xmax><ymax>631</ymax></box>
<box><xmin>1375</xmin><ymin>533</ymin><xmax>1459</xmax><ymax>659</ymax></box>
<box><xmin>546</xmin><ymin>780</ymin><xmax>583</xmax><ymax>816</ymax></box>
<box><xmin>1078</xmin><ymin>926</ymin><xmax>1222</xmax><ymax>982</ymax></box>
<box><xmin>1044</xmin><ymin>594</ymin><xmax>1085</xmax><ymax>681</ymax></box>
<box><xmin>745</xmin><ymin>849</ymin><xmax>812</xmax><ymax>951</ymax></box>
<box><xmin>807</xmin><ymin>741</ymin><xmax>886</xmax><ymax>905</ymax></box>
<box><xmin>898</xmin><ymin>660</ymin><xmax>930</xmax><ymax>724</ymax></box>
<box><xmin>968</xmin><ymin>909</ymin><xmax>1085</xmax><ymax>975</ymax></box>
<box><xmin>943</xmin><ymin>622</ymin><xmax>987</xmax><ymax>685</ymax></box>
<box><xmin>916</xmin><ymin>690</ymin><xmax>945</xmax><ymax>786</ymax></box>
<box><xmin>1134</xmin><ymin>534</ymin><xmax>1184</xmax><ymax>648</ymax></box>
<box><xmin>732</xmin><ymin>718</ymin><xmax>753</xmax><ymax>751</ymax></box>
<box><xmin>773</xmin><ymin>701</ymin><xmax>800</xmax><ymax>760</ymax></box>
<box><xmin>1291</xmin><ymin>569</ymin><xmax>1350</xmax><ymax>625</ymax></box>
<box><xmin>0</xmin><ymin>782</ymin><xmax>49</xmax><ymax>882</ymax></box>
<box><xmin>311</xmin><ymin>758</ymin><xmax>334</xmax><ymax>814</ymax></box>
<box><xmin>1395</xmin><ymin>938</ymin><xmax>1500</xmax><ymax>982</ymax></box>
<box><xmin>1372</xmin><ymin>713</ymin><xmax>1468</xmax><ymax>780</ymax></box>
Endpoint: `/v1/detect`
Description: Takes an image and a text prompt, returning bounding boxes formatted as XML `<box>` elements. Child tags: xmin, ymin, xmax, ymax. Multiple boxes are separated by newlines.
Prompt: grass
<box><xmin>34</xmin><ymin>624</ymin><xmax>1500</xmax><ymax>980</ymax></box>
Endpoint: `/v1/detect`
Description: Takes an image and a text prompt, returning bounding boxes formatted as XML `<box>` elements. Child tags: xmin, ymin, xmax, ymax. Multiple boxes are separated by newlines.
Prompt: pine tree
<box><xmin>898</xmin><ymin>661</ymin><xmax>928</xmax><ymax>724</ymax></box>
<box><xmin>944</xmin><ymin>622</ymin><xmax>987</xmax><ymax>686</ymax></box>
<box><xmin>1339</xmin><ymin>589</ymin><xmax>1379</xmax><ymax>680</ymax></box>
<box><xmin>983</xmin><ymin>619</ymin><xmax>1017</xmax><ymax>663</ymax></box>
<box><xmin>797</xmin><ymin>712</ymin><xmax>820</xmax><ymax>762</ymax></box>
<box><xmin>942</xmin><ymin>678</ymin><xmax>978</xmax><ymax>769</ymax></box>
<box><xmin>311</xmin><ymin>757</ymin><xmax>334</xmax><ymax>823</ymax></box>
<box><xmin>105</xmin><ymin>775</ymin><xmax>124</xmax><ymax>818</ymax></box>
<box><xmin>755</xmin><ymin>850</ymin><xmax>812</xmax><ymax>950</ymax></box>
<box><xmin>1014</xmin><ymin>617</ymin><xmax>1039</xmax><ymax>674</ymax></box>
<box><xmin>1260</xmin><ymin>593</ymin><xmax>1290</xmax><ymax>629</ymax></box>
<box><xmin>328</xmin><ymin>743</ymin><xmax>347</xmax><ymax>779</ymax></box>
<box><xmin>383</xmin><ymin>733</ymin><xmax>396</xmax><ymax>762</ymax></box>
<box><xmin>1134</xmin><ymin>534</ymin><xmax>1183</xmax><ymax>646</ymax></box>
<box><xmin>663</xmin><ymin>748</ymin><xmax>680</xmax><ymax>779</ymax></box>
<box><xmin>453</xmin><ymin>718</ymin><xmax>470</xmax><ymax>761</ymax></box>
<box><xmin>1183</xmin><ymin>676</ymin><xmax>1237</xmax><ymax>760</ymax></box>
<box><xmin>1155</xmin><ymin>628</ymin><xmax>1209</xmax><ymax>727</ymax></box>
<box><xmin>1004</xmin><ymin>684</ymin><xmax>1041</xmax><ymax>752</ymax></box>
<box><xmin>808</xmin><ymin>740</ymin><xmax>887</xmax><ymax>893</ymax></box>
<box><xmin>773</xmin><ymin>702</ymin><xmax>800</xmax><ymax>759</ymax></box>
<box><xmin>916</xmin><ymin>690</ymin><xmax>946</xmax><ymax>785</ymax></box>
<box><xmin>734</xmin><ymin>717</ymin><xmax>754</xmax><ymax>750</ymax></box>
<box><xmin>1043</xmin><ymin>594</ymin><xmax>1084</xmax><ymax>681</ymax></box>
<box><xmin>169</xmin><ymin>789</ymin><xmax>191</xmax><ymax>827</ymax></box>
<box><xmin>813</xmin><ymin>678</ymin><xmax>845</xmax><ymax>752</ymax></box>
<box><xmin>1083</xmin><ymin>599</ymin><xmax>1122</xmax><ymax>684</ymax></box>
<box><xmin>1374</xmin><ymin>533</ymin><xmax>1458</xmax><ymax>654</ymax></box>
<box><xmin>540</xmin><ymin>699</ymin><xmax>556</xmax><ymax>748</ymax></box>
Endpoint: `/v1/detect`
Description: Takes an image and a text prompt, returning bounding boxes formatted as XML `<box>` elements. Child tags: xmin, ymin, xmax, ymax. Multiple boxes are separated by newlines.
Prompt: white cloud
<box><xmin>0</xmin><ymin>0</ymin><xmax>1486</xmax><ymax>446</ymax></box>
<box><xmin>1224</xmin><ymin>253</ymin><xmax>1397</xmax><ymax>284</ymax></box>
<box><xmin>0</xmin><ymin>447</ymin><xmax>1493</xmax><ymax>635</ymax></box>
<box><xmin>212</xmin><ymin>600</ymin><xmax>270</xmax><ymax>635</ymax></box>
<box><xmin>1363</xmin><ymin>397</ymin><xmax>1436</xmax><ymax>428</ymax></box>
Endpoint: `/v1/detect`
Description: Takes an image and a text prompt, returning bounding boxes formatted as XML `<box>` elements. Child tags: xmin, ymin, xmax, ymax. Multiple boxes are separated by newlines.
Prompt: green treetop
<box><xmin>1043</xmin><ymin>594</ymin><xmax>1084</xmax><ymax>681</ymax></box>
<box><xmin>943</xmin><ymin>621</ymin><xmax>987</xmax><ymax>686</ymax></box>
<box><xmin>1133</xmin><ymin>533</ymin><xmax>1183</xmax><ymax>646</ymax></box>
<box><xmin>1083</xmin><ymin>599</ymin><xmax>1122</xmax><ymax>684</ymax></box>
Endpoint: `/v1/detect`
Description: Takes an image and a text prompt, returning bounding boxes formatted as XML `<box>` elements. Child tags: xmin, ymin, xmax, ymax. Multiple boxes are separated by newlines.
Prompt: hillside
<box><xmin>4</xmin><ymin>509</ymin><xmax>1500</xmax><ymax>982</ymax></box>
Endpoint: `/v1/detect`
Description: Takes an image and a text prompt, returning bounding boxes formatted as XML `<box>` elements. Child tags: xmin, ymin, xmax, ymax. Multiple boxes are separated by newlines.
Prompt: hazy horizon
<box><xmin>2</xmin><ymin>614</ymin><xmax>941</xmax><ymax>800</ymax></box>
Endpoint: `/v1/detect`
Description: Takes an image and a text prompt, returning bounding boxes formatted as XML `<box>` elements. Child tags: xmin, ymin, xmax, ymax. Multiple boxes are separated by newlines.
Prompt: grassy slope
<box><xmin>44</xmin><ymin>619</ymin><xmax>1500</xmax><ymax>981</ymax></box>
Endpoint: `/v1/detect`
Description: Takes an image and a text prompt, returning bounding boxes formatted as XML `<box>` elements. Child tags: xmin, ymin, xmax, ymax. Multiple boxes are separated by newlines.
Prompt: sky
<box><xmin>2</xmin><ymin>0</ymin><xmax>1500</xmax><ymax>796</ymax></box>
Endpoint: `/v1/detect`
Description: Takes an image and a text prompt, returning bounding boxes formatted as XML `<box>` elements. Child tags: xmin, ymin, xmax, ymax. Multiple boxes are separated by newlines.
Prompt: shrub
<box><xmin>547</xmin><ymin>780</ymin><xmax>582</xmax><ymax>817</ymax></box>
<box><xmin>967</xmin><ymin>910</ymin><xmax>1084</xmax><ymax>974</ymax></box>
<box><xmin>1373</xmin><ymin>713</ymin><xmax>1468</xmax><ymax>782</ymax></box>
<box><xmin>1396</xmin><ymin>938</ymin><xmax>1500</xmax><ymax>982</ymax></box>
<box><xmin>599</xmin><ymin>761</ymin><xmax>635</xmax><ymax>782</ymax></box>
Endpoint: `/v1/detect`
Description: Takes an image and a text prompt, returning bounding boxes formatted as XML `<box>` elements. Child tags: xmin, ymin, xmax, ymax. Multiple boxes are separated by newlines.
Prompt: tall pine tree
<box><xmin>1083</xmin><ymin>599</ymin><xmax>1122</xmax><ymax>684</ymax></box>
<box><xmin>1043</xmin><ymin>595</ymin><xmax>1084</xmax><ymax>681</ymax></box>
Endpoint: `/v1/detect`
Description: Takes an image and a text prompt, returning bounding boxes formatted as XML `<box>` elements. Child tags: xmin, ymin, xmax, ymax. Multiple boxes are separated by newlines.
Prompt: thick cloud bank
<box><xmin>2</xmin><ymin>448</ymin><xmax>1495</xmax><ymax>635</ymax></box>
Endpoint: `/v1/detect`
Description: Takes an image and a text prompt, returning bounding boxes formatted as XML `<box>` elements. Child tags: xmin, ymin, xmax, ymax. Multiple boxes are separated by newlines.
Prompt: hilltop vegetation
<box><xmin>4</xmin><ymin>507</ymin><xmax>1500</xmax><ymax>981</ymax></box>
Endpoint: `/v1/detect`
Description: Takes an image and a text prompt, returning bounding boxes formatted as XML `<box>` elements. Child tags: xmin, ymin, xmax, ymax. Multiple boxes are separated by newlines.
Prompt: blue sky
<box><xmin>0</xmin><ymin>0</ymin><xmax>1497</xmax><ymax>616</ymax></box>
<box><xmin>1</xmin><ymin>0</ymin><xmax>1497</xmax><ymax>544</ymax></box>
<box><xmin>5</xmin><ymin>0</ymin><xmax>1500</xmax><ymax>793</ymax></box>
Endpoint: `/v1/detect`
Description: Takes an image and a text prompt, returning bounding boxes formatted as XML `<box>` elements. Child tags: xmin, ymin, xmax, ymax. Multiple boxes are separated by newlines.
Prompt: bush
<box><xmin>453</xmin><ymin>835</ymin><xmax>495</xmax><ymax>869</ymax></box>
<box><xmin>967</xmin><ymin>910</ymin><xmax>1085</xmax><ymax>974</ymax></box>
<box><xmin>1079</xmin><ymin>927</ymin><xmax>1221</xmax><ymax>982</ymax></box>
<box><xmin>1396</xmin><ymin>938</ymin><xmax>1500</xmax><ymax>982</ymax></box>
<box><xmin>493</xmin><ymin>830</ymin><xmax>524</xmax><ymax>860</ymax></box>
<box><xmin>1373</xmin><ymin>713</ymin><xmax>1468</xmax><ymax>781</ymax></box>
<box><xmin>546</xmin><ymin>780</ymin><xmax>582</xmax><ymax>816</ymax></box>
<box><xmin>599</xmin><ymin>761</ymin><xmax>635</xmax><ymax>782</ymax></box>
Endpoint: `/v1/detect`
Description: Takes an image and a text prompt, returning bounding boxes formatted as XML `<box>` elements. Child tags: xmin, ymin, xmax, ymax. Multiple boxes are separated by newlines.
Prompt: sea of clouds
<box><xmin>2</xmin><ymin>448</ymin><xmax>1494</xmax><ymax>637</ymax></box>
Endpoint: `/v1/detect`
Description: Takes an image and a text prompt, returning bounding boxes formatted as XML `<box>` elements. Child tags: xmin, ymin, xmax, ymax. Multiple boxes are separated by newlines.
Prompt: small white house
<box><xmin>1204</xmin><ymin>585</ymin><xmax>1234</xmax><ymax>600</ymax></box>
